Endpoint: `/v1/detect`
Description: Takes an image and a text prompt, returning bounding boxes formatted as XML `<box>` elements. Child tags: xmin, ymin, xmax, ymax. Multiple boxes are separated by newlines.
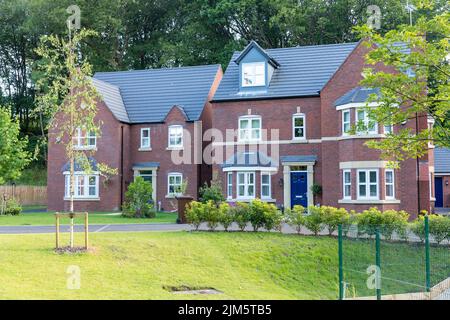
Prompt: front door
<box><xmin>435</xmin><ymin>177</ymin><xmax>443</xmax><ymax>207</ymax></box>
<box><xmin>291</xmin><ymin>171</ymin><xmax>308</xmax><ymax>208</ymax></box>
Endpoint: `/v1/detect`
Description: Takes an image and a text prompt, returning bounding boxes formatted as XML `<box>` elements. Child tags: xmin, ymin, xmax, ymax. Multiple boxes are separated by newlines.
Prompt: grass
<box><xmin>0</xmin><ymin>231</ymin><xmax>447</xmax><ymax>300</ymax></box>
<box><xmin>0</xmin><ymin>211</ymin><xmax>178</xmax><ymax>226</ymax></box>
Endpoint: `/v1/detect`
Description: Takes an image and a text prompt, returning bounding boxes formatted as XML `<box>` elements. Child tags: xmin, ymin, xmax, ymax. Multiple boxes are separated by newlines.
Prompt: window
<box><xmin>385</xmin><ymin>169</ymin><xmax>395</xmax><ymax>199</ymax></box>
<box><xmin>242</xmin><ymin>62</ymin><xmax>265</xmax><ymax>87</ymax></box>
<box><xmin>261</xmin><ymin>173</ymin><xmax>271</xmax><ymax>199</ymax></box>
<box><xmin>64</xmin><ymin>173</ymin><xmax>99</xmax><ymax>198</ymax></box>
<box><xmin>168</xmin><ymin>173</ymin><xmax>183</xmax><ymax>195</ymax></box>
<box><xmin>73</xmin><ymin>128</ymin><xmax>96</xmax><ymax>149</ymax></box>
<box><xmin>356</xmin><ymin>109</ymin><xmax>377</xmax><ymax>135</ymax></box>
<box><xmin>343</xmin><ymin>170</ymin><xmax>351</xmax><ymax>199</ymax></box>
<box><xmin>168</xmin><ymin>125</ymin><xmax>183</xmax><ymax>148</ymax></box>
<box><xmin>138</xmin><ymin>170</ymin><xmax>153</xmax><ymax>184</ymax></box>
<box><xmin>384</xmin><ymin>124</ymin><xmax>393</xmax><ymax>134</ymax></box>
<box><xmin>357</xmin><ymin>169</ymin><xmax>379</xmax><ymax>199</ymax></box>
<box><xmin>227</xmin><ymin>172</ymin><xmax>233</xmax><ymax>199</ymax></box>
<box><xmin>237</xmin><ymin>172</ymin><xmax>255</xmax><ymax>199</ymax></box>
<box><xmin>342</xmin><ymin>110</ymin><xmax>351</xmax><ymax>135</ymax></box>
<box><xmin>292</xmin><ymin>114</ymin><xmax>305</xmax><ymax>139</ymax></box>
<box><xmin>239</xmin><ymin>116</ymin><xmax>261</xmax><ymax>142</ymax></box>
<box><xmin>140</xmin><ymin>128</ymin><xmax>151</xmax><ymax>149</ymax></box>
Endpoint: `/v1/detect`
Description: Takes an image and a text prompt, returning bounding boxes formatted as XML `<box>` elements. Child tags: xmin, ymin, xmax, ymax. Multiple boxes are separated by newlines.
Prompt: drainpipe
<box><xmin>120</xmin><ymin>125</ymin><xmax>124</xmax><ymax>207</ymax></box>
<box><xmin>416</xmin><ymin>112</ymin><xmax>421</xmax><ymax>212</ymax></box>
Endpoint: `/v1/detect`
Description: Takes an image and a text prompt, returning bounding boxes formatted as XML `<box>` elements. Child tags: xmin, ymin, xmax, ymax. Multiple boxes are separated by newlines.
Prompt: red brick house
<box><xmin>48</xmin><ymin>65</ymin><xmax>223</xmax><ymax>212</ymax></box>
<box><xmin>210</xmin><ymin>40</ymin><xmax>434</xmax><ymax>217</ymax></box>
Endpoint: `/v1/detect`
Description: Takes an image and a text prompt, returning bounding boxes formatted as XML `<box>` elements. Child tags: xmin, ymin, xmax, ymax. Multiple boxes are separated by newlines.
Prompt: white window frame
<box><xmin>355</xmin><ymin>109</ymin><xmax>378</xmax><ymax>135</ymax></box>
<box><xmin>343</xmin><ymin>170</ymin><xmax>351</xmax><ymax>199</ymax></box>
<box><xmin>168</xmin><ymin>125</ymin><xmax>183</xmax><ymax>148</ymax></box>
<box><xmin>73</xmin><ymin>127</ymin><xmax>96</xmax><ymax>149</ymax></box>
<box><xmin>64</xmin><ymin>172</ymin><xmax>99</xmax><ymax>199</ymax></box>
<box><xmin>292</xmin><ymin>114</ymin><xmax>306</xmax><ymax>140</ymax></box>
<box><xmin>237</xmin><ymin>172</ymin><xmax>255</xmax><ymax>199</ymax></box>
<box><xmin>342</xmin><ymin>110</ymin><xmax>351</xmax><ymax>136</ymax></box>
<box><xmin>140</xmin><ymin>128</ymin><xmax>151</xmax><ymax>149</ymax></box>
<box><xmin>260</xmin><ymin>172</ymin><xmax>271</xmax><ymax>199</ymax></box>
<box><xmin>242</xmin><ymin>62</ymin><xmax>266</xmax><ymax>87</ymax></box>
<box><xmin>227</xmin><ymin>172</ymin><xmax>233</xmax><ymax>199</ymax></box>
<box><xmin>238</xmin><ymin>116</ymin><xmax>261</xmax><ymax>142</ymax></box>
<box><xmin>357</xmin><ymin>169</ymin><xmax>379</xmax><ymax>200</ymax></box>
<box><xmin>167</xmin><ymin>173</ymin><xmax>183</xmax><ymax>196</ymax></box>
<box><xmin>385</xmin><ymin>169</ymin><xmax>395</xmax><ymax>199</ymax></box>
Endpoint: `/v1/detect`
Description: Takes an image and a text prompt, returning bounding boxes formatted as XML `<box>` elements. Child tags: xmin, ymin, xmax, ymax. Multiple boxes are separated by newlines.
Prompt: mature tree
<box><xmin>355</xmin><ymin>0</ymin><xmax>449</xmax><ymax>165</ymax></box>
<box><xmin>0</xmin><ymin>107</ymin><xmax>30</xmax><ymax>185</ymax></box>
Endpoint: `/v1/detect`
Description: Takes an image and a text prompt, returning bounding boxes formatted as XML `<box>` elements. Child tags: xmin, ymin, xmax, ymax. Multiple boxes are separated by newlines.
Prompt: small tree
<box><xmin>199</xmin><ymin>179</ymin><xmax>225</xmax><ymax>205</ymax></box>
<box><xmin>122</xmin><ymin>177</ymin><xmax>155</xmax><ymax>218</ymax></box>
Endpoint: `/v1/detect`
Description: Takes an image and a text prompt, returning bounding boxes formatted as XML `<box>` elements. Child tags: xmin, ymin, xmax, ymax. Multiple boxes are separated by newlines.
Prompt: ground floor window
<box><xmin>385</xmin><ymin>169</ymin><xmax>395</xmax><ymax>199</ymax></box>
<box><xmin>227</xmin><ymin>172</ymin><xmax>233</xmax><ymax>199</ymax></box>
<box><xmin>138</xmin><ymin>170</ymin><xmax>153</xmax><ymax>184</ymax></box>
<box><xmin>168</xmin><ymin>173</ymin><xmax>183</xmax><ymax>195</ymax></box>
<box><xmin>64</xmin><ymin>173</ymin><xmax>99</xmax><ymax>198</ymax></box>
<box><xmin>261</xmin><ymin>173</ymin><xmax>271</xmax><ymax>199</ymax></box>
<box><xmin>357</xmin><ymin>169</ymin><xmax>378</xmax><ymax>199</ymax></box>
<box><xmin>237</xmin><ymin>172</ymin><xmax>255</xmax><ymax>199</ymax></box>
<box><xmin>343</xmin><ymin>170</ymin><xmax>351</xmax><ymax>199</ymax></box>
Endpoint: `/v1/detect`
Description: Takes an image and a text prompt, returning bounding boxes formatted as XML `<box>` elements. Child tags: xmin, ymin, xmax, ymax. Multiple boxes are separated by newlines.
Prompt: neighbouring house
<box><xmin>434</xmin><ymin>148</ymin><xmax>450</xmax><ymax>209</ymax></box>
<box><xmin>47</xmin><ymin>64</ymin><xmax>223</xmax><ymax>212</ymax></box>
<box><xmin>210</xmin><ymin>40</ymin><xmax>434</xmax><ymax>218</ymax></box>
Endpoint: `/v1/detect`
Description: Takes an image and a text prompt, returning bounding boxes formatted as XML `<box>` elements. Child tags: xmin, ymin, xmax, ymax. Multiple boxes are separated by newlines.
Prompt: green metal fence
<box><xmin>338</xmin><ymin>216</ymin><xmax>450</xmax><ymax>300</ymax></box>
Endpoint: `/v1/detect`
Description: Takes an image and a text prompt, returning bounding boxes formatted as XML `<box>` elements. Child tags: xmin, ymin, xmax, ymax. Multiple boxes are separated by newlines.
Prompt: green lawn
<box><xmin>0</xmin><ymin>211</ymin><xmax>177</xmax><ymax>226</ymax></box>
<box><xmin>0</xmin><ymin>231</ymin><xmax>446</xmax><ymax>300</ymax></box>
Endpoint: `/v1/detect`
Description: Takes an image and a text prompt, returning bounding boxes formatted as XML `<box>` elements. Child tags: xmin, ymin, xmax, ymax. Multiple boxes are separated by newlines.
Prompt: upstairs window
<box><xmin>168</xmin><ymin>125</ymin><xmax>183</xmax><ymax>148</ymax></box>
<box><xmin>140</xmin><ymin>128</ymin><xmax>151</xmax><ymax>149</ymax></box>
<box><xmin>239</xmin><ymin>116</ymin><xmax>261</xmax><ymax>142</ymax></box>
<box><xmin>242</xmin><ymin>62</ymin><xmax>265</xmax><ymax>87</ymax></box>
<box><xmin>292</xmin><ymin>114</ymin><xmax>305</xmax><ymax>140</ymax></box>
<box><xmin>356</xmin><ymin>109</ymin><xmax>377</xmax><ymax>135</ymax></box>
<box><xmin>73</xmin><ymin>128</ymin><xmax>96</xmax><ymax>149</ymax></box>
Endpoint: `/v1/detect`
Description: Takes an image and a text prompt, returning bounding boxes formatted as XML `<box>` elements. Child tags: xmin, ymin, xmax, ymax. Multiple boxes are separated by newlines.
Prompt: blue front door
<box><xmin>435</xmin><ymin>177</ymin><xmax>443</xmax><ymax>207</ymax></box>
<box><xmin>291</xmin><ymin>172</ymin><xmax>308</xmax><ymax>208</ymax></box>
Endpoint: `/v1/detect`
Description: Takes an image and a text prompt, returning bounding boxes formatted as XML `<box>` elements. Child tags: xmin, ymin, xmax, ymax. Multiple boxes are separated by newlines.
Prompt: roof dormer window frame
<box><xmin>242</xmin><ymin>62</ymin><xmax>266</xmax><ymax>88</ymax></box>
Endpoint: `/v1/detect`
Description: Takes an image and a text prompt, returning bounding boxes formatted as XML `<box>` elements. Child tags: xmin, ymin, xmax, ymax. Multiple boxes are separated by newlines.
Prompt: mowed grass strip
<box><xmin>0</xmin><ymin>211</ymin><xmax>177</xmax><ymax>226</ymax></box>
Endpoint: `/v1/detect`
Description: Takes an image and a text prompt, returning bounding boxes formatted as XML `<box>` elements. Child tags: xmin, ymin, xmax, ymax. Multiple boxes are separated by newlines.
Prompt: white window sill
<box><xmin>291</xmin><ymin>138</ymin><xmax>307</xmax><ymax>143</ymax></box>
<box><xmin>166</xmin><ymin>147</ymin><xmax>184</xmax><ymax>151</ymax></box>
<box><xmin>165</xmin><ymin>194</ymin><xmax>182</xmax><ymax>199</ymax></box>
<box><xmin>430</xmin><ymin>197</ymin><xmax>436</xmax><ymax>201</ymax></box>
<box><xmin>139</xmin><ymin>147</ymin><xmax>152</xmax><ymax>151</ymax></box>
<box><xmin>341</xmin><ymin>134</ymin><xmax>385</xmax><ymax>140</ymax></box>
<box><xmin>226</xmin><ymin>197</ymin><xmax>276</xmax><ymax>203</ymax></box>
<box><xmin>73</xmin><ymin>146</ymin><xmax>97</xmax><ymax>151</ymax></box>
<box><xmin>338</xmin><ymin>199</ymin><xmax>400</xmax><ymax>204</ymax></box>
<box><xmin>64</xmin><ymin>197</ymin><xmax>100</xmax><ymax>201</ymax></box>
<box><xmin>237</xmin><ymin>140</ymin><xmax>262</xmax><ymax>144</ymax></box>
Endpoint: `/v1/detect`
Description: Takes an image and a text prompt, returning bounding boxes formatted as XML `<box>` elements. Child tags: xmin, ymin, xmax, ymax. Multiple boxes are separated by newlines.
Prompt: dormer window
<box><xmin>242</xmin><ymin>62</ymin><xmax>265</xmax><ymax>87</ymax></box>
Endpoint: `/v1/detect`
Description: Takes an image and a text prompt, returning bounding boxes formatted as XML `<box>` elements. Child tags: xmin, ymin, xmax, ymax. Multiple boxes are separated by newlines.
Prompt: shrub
<box><xmin>232</xmin><ymin>202</ymin><xmax>251</xmax><ymax>231</ymax></box>
<box><xmin>248</xmin><ymin>199</ymin><xmax>267</xmax><ymax>231</ymax></box>
<box><xmin>322</xmin><ymin>206</ymin><xmax>349</xmax><ymax>236</ymax></box>
<box><xmin>199</xmin><ymin>180</ymin><xmax>225</xmax><ymax>205</ymax></box>
<box><xmin>262</xmin><ymin>204</ymin><xmax>283</xmax><ymax>232</ymax></box>
<box><xmin>379</xmin><ymin>210</ymin><xmax>409</xmax><ymax>240</ymax></box>
<box><xmin>342</xmin><ymin>210</ymin><xmax>357</xmax><ymax>237</ymax></box>
<box><xmin>204</xmin><ymin>201</ymin><xmax>221</xmax><ymax>231</ymax></box>
<box><xmin>3</xmin><ymin>198</ymin><xmax>22</xmax><ymax>215</ymax></box>
<box><xmin>304</xmin><ymin>206</ymin><xmax>324</xmax><ymax>236</ymax></box>
<box><xmin>356</xmin><ymin>207</ymin><xmax>384</xmax><ymax>237</ymax></box>
<box><xmin>410</xmin><ymin>217</ymin><xmax>426</xmax><ymax>242</ymax></box>
<box><xmin>218</xmin><ymin>202</ymin><xmax>233</xmax><ymax>231</ymax></box>
<box><xmin>122</xmin><ymin>177</ymin><xmax>155</xmax><ymax>218</ymax></box>
<box><xmin>285</xmin><ymin>205</ymin><xmax>306</xmax><ymax>234</ymax></box>
<box><xmin>428</xmin><ymin>215</ymin><xmax>450</xmax><ymax>244</ymax></box>
<box><xmin>185</xmin><ymin>201</ymin><xmax>205</xmax><ymax>230</ymax></box>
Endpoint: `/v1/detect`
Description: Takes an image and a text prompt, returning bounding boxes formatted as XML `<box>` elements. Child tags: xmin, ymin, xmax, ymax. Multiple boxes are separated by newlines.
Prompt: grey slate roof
<box><xmin>280</xmin><ymin>155</ymin><xmax>317</xmax><ymax>163</ymax></box>
<box><xmin>334</xmin><ymin>87</ymin><xmax>381</xmax><ymax>107</ymax></box>
<box><xmin>213</xmin><ymin>42</ymin><xmax>359</xmax><ymax>101</ymax></box>
<box><xmin>222</xmin><ymin>152</ymin><xmax>277</xmax><ymax>168</ymax></box>
<box><xmin>234</xmin><ymin>40</ymin><xmax>280</xmax><ymax>68</ymax></box>
<box><xmin>132</xmin><ymin>162</ymin><xmax>160</xmax><ymax>169</ymax></box>
<box><xmin>92</xmin><ymin>78</ymin><xmax>129</xmax><ymax>123</ymax></box>
<box><xmin>61</xmin><ymin>157</ymin><xmax>98</xmax><ymax>172</ymax></box>
<box><xmin>434</xmin><ymin>148</ymin><xmax>450</xmax><ymax>174</ymax></box>
<box><xmin>93</xmin><ymin>64</ymin><xmax>221</xmax><ymax>123</ymax></box>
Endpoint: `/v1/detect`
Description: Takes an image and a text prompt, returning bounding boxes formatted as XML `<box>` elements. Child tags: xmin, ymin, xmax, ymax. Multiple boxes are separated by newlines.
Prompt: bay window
<box><xmin>64</xmin><ymin>173</ymin><xmax>99</xmax><ymax>199</ymax></box>
<box><xmin>237</xmin><ymin>172</ymin><xmax>255</xmax><ymax>199</ymax></box>
<box><xmin>261</xmin><ymin>173</ymin><xmax>271</xmax><ymax>199</ymax></box>
<box><xmin>227</xmin><ymin>172</ymin><xmax>233</xmax><ymax>199</ymax></box>
<box><xmin>356</xmin><ymin>109</ymin><xmax>377</xmax><ymax>135</ymax></box>
<box><xmin>342</xmin><ymin>110</ymin><xmax>351</xmax><ymax>135</ymax></box>
<box><xmin>385</xmin><ymin>169</ymin><xmax>395</xmax><ymax>199</ymax></box>
<box><xmin>343</xmin><ymin>170</ymin><xmax>351</xmax><ymax>199</ymax></box>
<box><xmin>357</xmin><ymin>169</ymin><xmax>379</xmax><ymax>199</ymax></box>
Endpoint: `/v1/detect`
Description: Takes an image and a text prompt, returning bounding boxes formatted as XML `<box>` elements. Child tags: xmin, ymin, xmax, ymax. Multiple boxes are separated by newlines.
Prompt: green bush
<box><xmin>262</xmin><ymin>204</ymin><xmax>283</xmax><ymax>232</ymax></box>
<box><xmin>322</xmin><ymin>206</ymin><xmax>349</xmax><ymax>236</ymax></box>
<box><xmin>356</xmin><ymin>208</ymin><xmax>409</xmax><ymax>240</ymax></box>
<box><xmin>203</xmin><ymin>201</ymin><xmax>221</xmax><ymax>231</ymax></box>
<box><xmin>356</xmin><ymin>207</ymin><xmax>384</xmax><ymax>237</ymax></box>
<box><xmin>199</xmin><ymin>181</ymin><xmax>225</xmax><ymax>205</ymax></box>
<box><xmin>185</xmin><ymin>201</ymin><xmax>205</xmax><ymax>230</ymax></box>
<box><xmin>232</xmin><ymin>202</ymin><xmax>251</xmax><ymax>231</ymax></box>
<box><xmin>218</xmin><ymin>202</ymin><xmax>233</xmax><ymax>231</ymax></box>
<box><xmin>122</xmin><ymin>177</ymin><xmax>155</xmax><ymax>218</ymax></box>
<box><xmin>410</xmin><ymin>217</ymin><xmax>426</xmax><ymax>243</ymax></box>
<box><xmin>248</xmin><ymin>199</ymin><xmax>267</xmax><ymax>231</ymax></box>
<box><xmin>428</xmin><ymin>215</ymin><xmax>450</xmax><ymax>244</ymax></box>
<box><xmin>285</xmin><ymin>205</ymin><xmax>306</xmax><ymax>234</ymax></box>
<box><xmin>2</xmin><ymin>198</ymin><xmax>22</xmax><ymax>215</ymax></box>
<box><xmin>304</xmin><ymin>206</ymin><xmax>324</xmax><ymax>236</ymax></box>
<box><xmin>342</xmin><ymin>210</ymin><xmax>357</xmax><ymax>237</ymax></box>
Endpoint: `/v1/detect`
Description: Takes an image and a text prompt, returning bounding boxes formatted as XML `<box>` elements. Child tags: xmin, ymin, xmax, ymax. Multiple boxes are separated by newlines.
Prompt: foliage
<box><xmin>356</xmin><ymin>207</ymin><xmax>409</xmax><ymax>240</ymax></box>
<box><xmin>218</xmin><ymin>202</ymin><xmax>233</xmax><ymax>231</ymax></box>
<box><xmin>1</xmin><ymin>198</ymin><xmax>22</xmax><ymax>215</ymax></box>
<box><xmin>185</xmin><ymin>201</ymin><xmax>206</xmax><ymax>230</ymax></box>
<box><xmin>428</xmin><ymin>215</ymin><xmax>450</xmax><ymax>244</ymax></box>
<box><xmin>262</xmin><ymin>203</ymin><xmax>283</xmax><ymax>232</ymax></box>
<box><xmin>410</xmin><ymin>216</ymin><xmax>426</xmax><ymax>242</ymax></box>
<box><xmin>203</xmin><ymin>201</ymin><xmax>221</xmax><ymax>231</ymax></box>
<box><xmin>285</xmin><ymin>205</ymin><xmax>306</xmax><ymax>234</ymax></box>
<box><xmin>321</xmin><ymin>206</ymin><xmax>349</xmax><ymax>236</ymax></box>
<box><xmin>232</xmin><ymin>202</ymin><xmax>252</xmax><ymax>231</ymax></box>
<box><xmin>122</xmin><ymin>177</ymin><xmax>155</xmax><ymax>218</ymax></box>
<box><xmin>199</xmin><ymin>180</ymin><xmax>225</xmax><ymax>205</ymax></box>
<box><xmin>304</xmin><ymin>206</ymin><xmax>325</xmax><ymax>236</ymax></box>
<box><xmin>355</xmin><ymin>2</ymin><xmax>450</xmax><ymax>164</ymax></box>
<box><xmin>311</xmin><ymin>183</ymin><xmax>322</xmax><ymax>196</ymax></box>
<box><xmin>0</xmin><ymin>108</ymin><xmax>31</xmax><ymax>184</ymax></box>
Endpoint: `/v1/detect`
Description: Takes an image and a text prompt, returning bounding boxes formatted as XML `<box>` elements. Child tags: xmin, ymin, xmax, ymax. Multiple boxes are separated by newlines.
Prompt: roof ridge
<box><xmin>94</xmin><ymin>64</ymin><xmax>221</xmax><ymax>76</ymax></box>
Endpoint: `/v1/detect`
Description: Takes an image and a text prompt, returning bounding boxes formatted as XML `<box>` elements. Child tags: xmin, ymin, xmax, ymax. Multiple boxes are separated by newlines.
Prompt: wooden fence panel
<box><xmin>0</xmin><ymin>185</ymin><xmax>47</xmax><ymax>206</ymax></box>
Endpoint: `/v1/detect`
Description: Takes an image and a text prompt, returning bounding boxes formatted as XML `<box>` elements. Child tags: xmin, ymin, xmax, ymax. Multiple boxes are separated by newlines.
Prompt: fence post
<box><xmin>424</xmin><ymin>215</ymin><xmax>431</xmax><ymax>292</ymax></box>
<box><xmin>338</xmin><ymin>224</ymin><xmax>344</xmax><ymax>300</ymax></box>
<box><xmin>375</xmin><ymin>228</ymin><xmax>381</xmax><ymax>300</ymax></box>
